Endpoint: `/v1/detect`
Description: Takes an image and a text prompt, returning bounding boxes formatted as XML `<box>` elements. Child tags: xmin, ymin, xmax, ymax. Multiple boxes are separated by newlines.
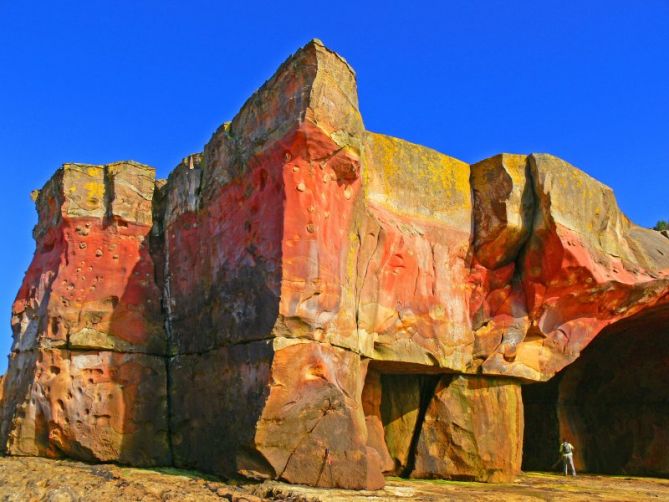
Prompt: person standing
<box><xmin>560</xmin><ymin>439</ymin><xmax>576</xmax><ymax>476</ymax></box>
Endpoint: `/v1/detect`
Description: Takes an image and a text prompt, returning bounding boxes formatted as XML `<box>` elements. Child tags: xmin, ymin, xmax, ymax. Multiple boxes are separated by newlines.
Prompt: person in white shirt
<box><xmin>559</xmin><ymin>439</ymin><xmax>577</xmax><ymax>476</ymax></box>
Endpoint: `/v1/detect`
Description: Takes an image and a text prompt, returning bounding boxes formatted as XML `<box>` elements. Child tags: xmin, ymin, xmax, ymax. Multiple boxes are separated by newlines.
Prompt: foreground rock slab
<box><xmin>3</xmin><ymin>456</ymin><xmax>669</xmax><ymax>502</ymax></box>
<box><xmin>0</xmin><ymin>456</ymin><xmax>265</xmax><ymax>502</ymax></box>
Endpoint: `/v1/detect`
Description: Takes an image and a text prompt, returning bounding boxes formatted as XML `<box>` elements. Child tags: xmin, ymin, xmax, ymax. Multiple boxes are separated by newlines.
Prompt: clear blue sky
<box><xmin>1</xmin><ymin>1</ymin><xmax>668</xmax><ymax>373</ymax></box>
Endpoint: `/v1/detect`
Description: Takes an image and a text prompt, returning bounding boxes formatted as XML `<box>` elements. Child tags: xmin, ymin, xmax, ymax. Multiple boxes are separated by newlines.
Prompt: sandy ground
<box><xmin>1</xmin><ymin>456</ymin><xmax>669</xmax><ymax>501</ymax></box>
<box><xmin>273</xmin><ymin>473</ymin><xmax>669</xmax><ymax>501</ymax></box>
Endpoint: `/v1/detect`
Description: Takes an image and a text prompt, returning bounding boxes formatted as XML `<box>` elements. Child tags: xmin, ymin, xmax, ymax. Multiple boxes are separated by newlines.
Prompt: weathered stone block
<box><xmin>1</xmin><ymin>349</ymin><xmax>169</xmax><ymax>465</ymax></box>
<box><xmin>356</xmin><ymin>132</ymin><xmax>474</xmax><ymax>371</ymax></box>
<box><xmin>361</xmin><ymin>369</ymin><xmax>394</xmax><ymax>473</ymax></box>
<box><xmin>13</xmin><ymin>161</ymin><xmax>165</xmax><ymax>355</ymax></box>
<box><xmin>169</xmin><ymin>340</ymin><xmax>274</xmax><ymax>477</ymax></box>
<box><xmin>378</xmin><ymin>374</ymin><xmax>438</xmax><ymax>476</ymax></box>
<box><xmin>170</xmin><ymin>339</ymin><xmax>383</xmax><ymax>489</ymax></box>
<box><xmin>413</xmin><ymin>375</ymin><xmax>523</xmax><ymax>482</ymax></box>
<box><xmin>471</xmin><ymin>153</ymin><xmax>533</xmax><ymax>269</ymax></box>
<box><xmin>255</xmin><ymin>341</ymin><xmax>382</xmax><ymax>489</ymax></box>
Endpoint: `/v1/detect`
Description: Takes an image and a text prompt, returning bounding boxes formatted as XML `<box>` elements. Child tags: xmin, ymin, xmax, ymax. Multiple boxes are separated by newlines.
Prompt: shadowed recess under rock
<box><xmin>523</xmin><ymin>304</ymin><xmax>669</xmax><ymax>476</ymax></box>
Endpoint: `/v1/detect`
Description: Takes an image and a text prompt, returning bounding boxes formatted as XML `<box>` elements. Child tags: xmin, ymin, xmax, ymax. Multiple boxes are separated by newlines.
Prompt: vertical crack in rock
<box><xmin>153</xmin><ymin>154</ymin><xmax>205</xmax><ymax>466</ymax></box>
<box><xmin>400</xmin><ymin>375</ymin><xmax>441</xmax><ymax>478</ymax></box>
<box><xmin>102</xmin><ymin>165</ymin><xmax>115</xmax><ymax>226</ymax></box>
<box><xmin>151</xmin><ymin>179</ymin><xmax>173</xmax><ymax>463</ymax></box>
<box><xmin>469</xmin><ymin>154</ymin><xmax>558</xmax><ymax>379</ymax></box>
<box><xmin>499</xmin><ymin>158</ymin><xmax>538</xmax><ymax>356</ymax></box>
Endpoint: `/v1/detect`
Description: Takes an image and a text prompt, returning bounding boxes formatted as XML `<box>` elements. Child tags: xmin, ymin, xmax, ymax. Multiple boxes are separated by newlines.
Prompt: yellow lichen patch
<box><xmin>58</xmin><ymin>164</ymin><xmax>107</xmax><ymax>217</ymax></box>
<box><xmin>530</xmin><ymin>154</ymin><xmax>634</xmax><ymax>262</ymax></box>
<box><xmin>84</xmin><ymin>181</ymin><xmax>105</xmax><ymax>208</ymax></box>
<box><xmin>362</xmin><ymin>132</ymin><xmax>471</xmax><ymax>232</ymax></box>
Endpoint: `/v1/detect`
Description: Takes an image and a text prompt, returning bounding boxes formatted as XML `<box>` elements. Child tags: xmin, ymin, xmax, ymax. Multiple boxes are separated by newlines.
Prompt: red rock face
<box><xmin>1</xmin><ymin>162</ymin><xmax>169</xmax><ymax>465</ymax></box>
<box><xmin>11</xmin><ymin>163</ymin><xmax>164</xmax><ymax>355</ymax></box>
<box><xmin>2</xmin><ymin>39</ymin><xmax>668</xmax><ymax>489</ymax></box>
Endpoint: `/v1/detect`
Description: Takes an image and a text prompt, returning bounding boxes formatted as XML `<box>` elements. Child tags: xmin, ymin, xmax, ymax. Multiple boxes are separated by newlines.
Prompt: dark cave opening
<box><xmin>522</xmin><ymin>304</ymin><xmax>669</xmax><ymax>476</ymax></box>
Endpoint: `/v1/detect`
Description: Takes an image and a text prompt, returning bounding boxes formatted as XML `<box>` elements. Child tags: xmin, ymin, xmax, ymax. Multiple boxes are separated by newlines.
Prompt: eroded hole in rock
<box><xmin>523</xmin><ymin>304</ymin><xmax>669</xmax><ymax>476</ymax></box>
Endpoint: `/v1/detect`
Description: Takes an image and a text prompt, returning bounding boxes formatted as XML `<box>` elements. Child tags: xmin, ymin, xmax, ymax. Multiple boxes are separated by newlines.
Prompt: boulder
<box><xmin>412</xmin><ymin>375</ymin><xmax>523</xmax><ymax>482</ymax></box>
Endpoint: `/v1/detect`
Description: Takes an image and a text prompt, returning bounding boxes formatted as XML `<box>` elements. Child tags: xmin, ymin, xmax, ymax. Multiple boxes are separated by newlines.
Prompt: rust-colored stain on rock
<box><xmin>1</xmin><ymin>40</ymin><xmax>668</xmax><ymax>490</ymax></box>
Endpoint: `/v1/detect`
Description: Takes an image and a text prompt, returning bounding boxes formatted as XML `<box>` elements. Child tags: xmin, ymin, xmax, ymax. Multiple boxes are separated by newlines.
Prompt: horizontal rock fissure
<box><xmin>7</xmin><ymin>347</ymin><xmax>169</xmax><ymax>358</ymax></box>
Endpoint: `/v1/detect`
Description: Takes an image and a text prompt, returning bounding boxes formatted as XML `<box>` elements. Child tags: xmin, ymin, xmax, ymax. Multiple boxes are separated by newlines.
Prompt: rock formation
<box><xmin>1</xmin><ymin>40</ymin><xmax>668</xmax><ymax>489</ymax></box>
<box><xmin>0</xmin><ymin>161</ymin><xmax>170</xmax><ymax>465</ymax></box>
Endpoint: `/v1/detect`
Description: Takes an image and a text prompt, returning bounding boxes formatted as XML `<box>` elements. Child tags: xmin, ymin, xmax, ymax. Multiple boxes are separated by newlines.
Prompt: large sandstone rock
<box><xmin>412</xmin><ymin>375</ymin><xmax>523</xmax><ymax>482</ymax></box>
<box><xmin>2</xmin><ymin>161</ymin><xmax>168</xmax><ymax>463</ymax></box>
<box><xmin>13</xmin><ymin>162</ymin><xmax>164</xmax><ymax>355</ymax></box>
<box><xmin>2</xmin><ymin>39</ymin><xmax>669</xmax><ymax>489</ymax></box>
<box><xmin>160</xmin><ymin>40</ymin><xmax>383</xmax><ymax>488</ymax></box>
<box><xmin>470</xmin><ymin>153</ymin><xmax>669</xmax><ymax>381</ymax></box>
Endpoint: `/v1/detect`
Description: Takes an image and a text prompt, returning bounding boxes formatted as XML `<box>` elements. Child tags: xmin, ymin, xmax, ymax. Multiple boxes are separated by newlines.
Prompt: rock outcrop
<box><xmin>1</xmin><ymin>39</ymin><xmax>668</xmax><ymax>489</ymax></box>
<box><xmin>1</xmin><ymin>161</ymin><xmax>170</xmax><ymax>465</ymax></box>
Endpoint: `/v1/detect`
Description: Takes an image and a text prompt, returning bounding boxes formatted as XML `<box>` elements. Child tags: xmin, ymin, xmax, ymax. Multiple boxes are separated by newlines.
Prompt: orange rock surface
<box><xmin>1</xmin><ymin>40</ymin><xmax>668</xmax><ymax>489</ymax></box>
